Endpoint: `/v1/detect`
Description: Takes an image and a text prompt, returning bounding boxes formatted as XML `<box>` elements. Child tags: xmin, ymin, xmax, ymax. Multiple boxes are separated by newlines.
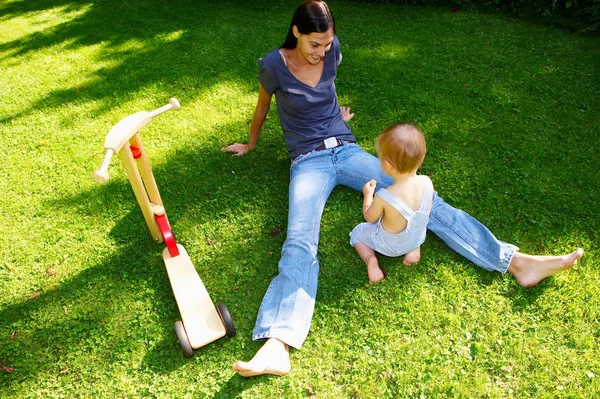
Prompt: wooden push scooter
<box><xmin>93</xmin><ymin>98</ymin><xmax>235</xmax><ymax>357</ymax></box>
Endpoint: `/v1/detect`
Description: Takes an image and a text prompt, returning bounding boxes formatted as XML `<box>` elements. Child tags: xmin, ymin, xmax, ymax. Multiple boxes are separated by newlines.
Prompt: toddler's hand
<box><xmin>362</xmin><ymin>179</ymin><xmax>376</xmax><ymax>196</ymax></box>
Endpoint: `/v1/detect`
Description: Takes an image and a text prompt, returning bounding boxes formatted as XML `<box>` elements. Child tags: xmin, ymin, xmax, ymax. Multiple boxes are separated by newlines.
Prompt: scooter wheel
<box><xmin>174</xmin><ymin>321</ymin><xmax>194</xmax><ymax>358</ymax></box>
<box><xmin>216</xmin><ymin>302</ymin><xmax>236</xmax><ymax>337</ymax></box>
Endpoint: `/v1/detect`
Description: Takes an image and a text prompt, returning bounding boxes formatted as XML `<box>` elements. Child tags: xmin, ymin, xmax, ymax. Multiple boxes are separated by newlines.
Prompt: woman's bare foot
<box><xmin>403</xmin><ymin>247</ymin><xmax>421</xmax><ymax>266</ymax></box>
<box><xmin>366</xmin><ymin>254</ymin><xmax>385</xmax><ymax>283</ymax></box>
<box><xmin>508</xmin><ymin>248</ymin><xmax>584</xmax><ymax>288</ymax></box>
<box><xmin>232</xmin><ymin>338</ymin><xmax>291</xmax><ymax>377</ymax></box>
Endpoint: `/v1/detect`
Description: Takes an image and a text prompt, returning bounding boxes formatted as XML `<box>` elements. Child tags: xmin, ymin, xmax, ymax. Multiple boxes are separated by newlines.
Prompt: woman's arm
<box><xmin>340</xmin><ymin>106</ymin><xmax>354</xmax><ymax>122</ymax></box>
<box><xmin>221</xmin><ymin>83</ymin><xmax>272</xmax><ymax>156</ymax></box>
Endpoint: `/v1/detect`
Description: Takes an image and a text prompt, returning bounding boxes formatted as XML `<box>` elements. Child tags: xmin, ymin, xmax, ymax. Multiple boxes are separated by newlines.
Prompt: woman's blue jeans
<box><xmin>252</xmin><ymin>144</ymin><xmax>517</xmax><ymax>349</ymax></box>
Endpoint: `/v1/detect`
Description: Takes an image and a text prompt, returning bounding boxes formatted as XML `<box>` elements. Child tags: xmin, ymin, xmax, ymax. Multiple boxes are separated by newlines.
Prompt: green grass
<box><xmin>1</xmin><ymin>0</ymin><xmax>598</xmax><ymax>397</ymax></box>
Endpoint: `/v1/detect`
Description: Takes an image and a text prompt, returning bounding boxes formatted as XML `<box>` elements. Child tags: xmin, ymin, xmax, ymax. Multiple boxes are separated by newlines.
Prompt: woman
<box><xmin>222</xmin><ymin>0</ymin><xmax>583</xmax><ymax>377</ymax></box>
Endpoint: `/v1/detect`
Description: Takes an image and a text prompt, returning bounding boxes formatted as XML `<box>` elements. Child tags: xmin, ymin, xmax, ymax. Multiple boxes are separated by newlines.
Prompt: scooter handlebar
<box><xmin>93</xmin><ymin>98</ymin><xmax>180</xmax><ymax>184</ymax></box>
<box><xmin>93</xmin><ymin>149</ymin><xmax>114</xmax><ymax>183</ymax></box>
<box><xmin>148</xmin><ymin>97</ymin><xmax>181</xmax><ymax>118</ymax></box>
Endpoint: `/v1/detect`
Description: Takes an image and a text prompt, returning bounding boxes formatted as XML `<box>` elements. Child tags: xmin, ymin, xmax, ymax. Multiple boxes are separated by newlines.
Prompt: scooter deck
<box><xmin>163</xmin><ymin>244</ymin><xmax>226</xmax><ymax>349</ymax></box>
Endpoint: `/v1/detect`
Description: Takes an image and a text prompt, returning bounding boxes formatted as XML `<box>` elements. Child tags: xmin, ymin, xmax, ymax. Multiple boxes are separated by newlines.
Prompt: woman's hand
<box><xmin>221</xmin><ymin>143</ymin><xmax>250</xmax><ymax>156</ymax></box>
<box><xmin>363</xmin><ymin>179</ymin><xmax>376</xmax><ymax>197</ymax></box>
<box><xmin>340</xmin><ymin>106</ymin><xmax>355</xmax><ymax>122</ymax></box>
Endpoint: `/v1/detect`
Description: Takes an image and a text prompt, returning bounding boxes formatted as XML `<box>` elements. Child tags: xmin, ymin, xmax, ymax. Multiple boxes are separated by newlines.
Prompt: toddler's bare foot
<box><xmin>232</xmin><ymin>338</ymin><xmax>291</xmax><ymax>377</ymax></box>
<box><xmin>366</xmin><ymin>255</ymin><xmax>385</xmax><ymax>283</ymax></box>
<box><xmin>403</xmin><ymin>247</ymin><xmax>421</xmax><ymax>266</ymax></box>
<box><xmin>509</xmin><ymin>248</ymin><xmax>584</xmax><ymax>288</ymax></box>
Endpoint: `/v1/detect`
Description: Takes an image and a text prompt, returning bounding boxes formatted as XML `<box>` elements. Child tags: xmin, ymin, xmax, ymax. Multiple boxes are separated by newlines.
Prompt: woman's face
<box><xmin>294</xmin><ymin>27</ymin><xmax>334</xmax><ymax>65</ymax></box>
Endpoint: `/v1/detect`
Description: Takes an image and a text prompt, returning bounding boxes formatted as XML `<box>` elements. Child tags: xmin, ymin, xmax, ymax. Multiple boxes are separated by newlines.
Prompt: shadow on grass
<box><xmin>0</xmin><ymin>132</ymin><xmax>366</xmax><ymax>397</ymax></box>
<box><xmin>0</xmin><ymin>0</ymin><xmax>283</xmax><ymax>124</ymax></box>
<box><xmin>0</xmin><ymin>231</ymin><xmax>172</xmax><ymax>373</ymax></box>
<box><xmin>210</xmin><ymin>374</ymin><xmax>267</xmax><ymax>399</ymax></box>
<box><xmin>5</xmin><ymin>117</ymin><xmax>585</xmax><ymax>396</ymax></box>
<box><xmin>2</xmin><ymin>1</ymin><xmax>598</xmax><ymax>238</ymax></box>
<box><xmin>1</xmin><ymin>0</ymin><xmax>597</xmax><ymax>395</ymax></box>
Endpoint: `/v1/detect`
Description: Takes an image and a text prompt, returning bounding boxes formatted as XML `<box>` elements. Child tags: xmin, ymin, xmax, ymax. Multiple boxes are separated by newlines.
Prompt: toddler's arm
<box><xmin>362</xmin><ymin>180</ymin><xmax>384</xmax><ymax>223</ymax></box>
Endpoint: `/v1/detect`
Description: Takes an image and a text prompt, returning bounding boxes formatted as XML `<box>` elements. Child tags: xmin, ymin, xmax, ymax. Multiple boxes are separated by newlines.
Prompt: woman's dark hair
<box><xmin>282</xmin><ymin>0</ymin><xmax>336</xmax><ymax>49</ymax></box>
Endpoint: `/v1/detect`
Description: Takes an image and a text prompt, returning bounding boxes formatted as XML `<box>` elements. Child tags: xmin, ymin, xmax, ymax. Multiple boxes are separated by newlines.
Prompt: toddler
<box><xmin>350</xmin><ymin>123</ymin><xmax>433</xmax><ymax>283</ymax></box>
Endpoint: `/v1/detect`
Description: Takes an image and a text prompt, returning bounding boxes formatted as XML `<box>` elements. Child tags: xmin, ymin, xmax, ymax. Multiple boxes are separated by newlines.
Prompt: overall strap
<box><xmin>375</xmin><ymin>189</ymin><xmax>414</xmax><ymax>219</ymax></box>
<box><xmin>418</xmin><ymin>178</ymin><xmax>434</xmax><ymax>212</ymax></box>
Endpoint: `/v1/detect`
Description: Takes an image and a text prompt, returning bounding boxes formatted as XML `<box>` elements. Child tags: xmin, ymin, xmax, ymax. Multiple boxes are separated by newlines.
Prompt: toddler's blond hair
<box><xmin>376</xmin><ymin>123</ymin><xmax>426</xmax><ymax>173</ymax></box>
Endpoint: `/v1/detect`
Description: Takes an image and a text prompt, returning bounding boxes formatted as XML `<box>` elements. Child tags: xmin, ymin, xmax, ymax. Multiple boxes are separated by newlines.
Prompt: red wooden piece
<box><xmin>155</xmin><ymin>214</ymin><xmax>179</xmax><ymax>257</ymax></box>
<box><xmin>130</xmin><ymin>145</ymin><xmax>142</xmax><ymax>159</ymax></box>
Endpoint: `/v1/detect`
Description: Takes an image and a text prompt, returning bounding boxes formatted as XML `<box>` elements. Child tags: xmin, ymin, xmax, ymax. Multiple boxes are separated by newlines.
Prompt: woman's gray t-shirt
<box><xmin>258</xmin><ymin>35</ymin><xmax>355</xmax><ymax>159</ymax></box>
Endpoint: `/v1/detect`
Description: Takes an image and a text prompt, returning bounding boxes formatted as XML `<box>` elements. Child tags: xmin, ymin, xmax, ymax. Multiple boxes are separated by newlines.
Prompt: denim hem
<box><xmin>252</xmin><ymin>330</ymin><xmax>303</xmax><ymax>350</ymax></box>
<box><xmin>502</xmin><ymin>244</ymin><xmax>519</xmax><ymax>274</ymax></box>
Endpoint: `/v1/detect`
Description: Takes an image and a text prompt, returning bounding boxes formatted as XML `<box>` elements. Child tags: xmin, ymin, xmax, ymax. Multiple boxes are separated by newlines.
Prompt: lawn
<box><xmin>0</xmin><ymin>0</ymin><xmax>598</xmax><ymax>397</ymax></box>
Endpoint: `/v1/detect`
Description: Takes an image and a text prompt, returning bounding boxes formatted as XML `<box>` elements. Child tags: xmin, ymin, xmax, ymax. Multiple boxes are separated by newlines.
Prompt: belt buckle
<box><xmin>324</xmin><ymin>137</ymin><xmax>338</xmax><ymax>149</ymax></box>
